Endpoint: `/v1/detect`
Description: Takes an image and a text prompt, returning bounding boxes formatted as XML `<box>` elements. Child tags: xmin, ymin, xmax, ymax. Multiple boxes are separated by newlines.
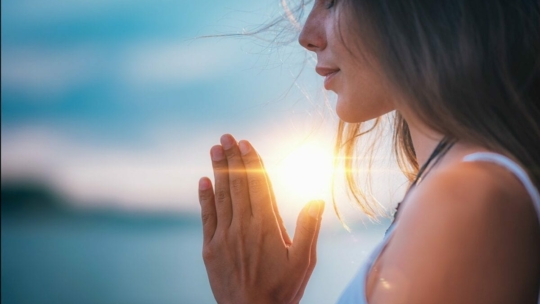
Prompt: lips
<box><xmin>316</xmin><ymin>66</ymin><xmax>340</xmax><ymax>90</ymax></box>
<box><xmin>315</xmin><ymin>67</ymin><xmax>340</xmax><ymax>77</ymax></box>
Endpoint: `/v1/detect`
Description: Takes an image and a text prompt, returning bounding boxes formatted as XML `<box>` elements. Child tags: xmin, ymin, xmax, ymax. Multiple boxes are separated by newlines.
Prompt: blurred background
<box><xmin>1</xmin><ymin>0</ymin><xmax>407</xmax><ymax>303</ymax></box>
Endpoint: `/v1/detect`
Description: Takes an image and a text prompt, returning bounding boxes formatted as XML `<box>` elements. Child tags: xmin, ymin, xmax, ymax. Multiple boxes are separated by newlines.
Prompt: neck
<box><xmin>403</xmin><ymin>114</ymin><xmax>444</xmax><ymax>168</ymax></box>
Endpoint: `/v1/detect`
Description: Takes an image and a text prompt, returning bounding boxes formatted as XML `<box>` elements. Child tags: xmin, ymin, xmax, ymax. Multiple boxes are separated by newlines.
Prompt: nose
<box><xmin>298</xmin><ymin>9</ymin><xmax>326</xmax><ymax>52</ymax></box>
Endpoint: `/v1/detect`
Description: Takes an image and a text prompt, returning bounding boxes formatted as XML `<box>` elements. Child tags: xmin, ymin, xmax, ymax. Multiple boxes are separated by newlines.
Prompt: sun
<box><xmin>273</xmin><ymin>141</ymin><xmax>334</xmax><ymax>204</ymax></box>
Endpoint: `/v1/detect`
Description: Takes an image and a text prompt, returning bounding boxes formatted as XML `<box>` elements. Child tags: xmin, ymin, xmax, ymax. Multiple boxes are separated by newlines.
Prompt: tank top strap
<box><xmin>462</xmin><ymin>152</ymin><xmax>540</xmax><ymax>225</ymax></box>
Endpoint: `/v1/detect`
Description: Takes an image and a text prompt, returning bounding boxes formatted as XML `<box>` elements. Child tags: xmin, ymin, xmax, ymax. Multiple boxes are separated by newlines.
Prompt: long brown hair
<box><xmin>330</xmin><ymin>0</ymin><xmax>540</xmax><ymax>219</ymax></box>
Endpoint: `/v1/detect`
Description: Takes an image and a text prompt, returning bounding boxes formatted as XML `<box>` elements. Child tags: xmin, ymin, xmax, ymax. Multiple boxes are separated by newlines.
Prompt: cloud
<box><xmin>1</xmin><ymin>45</ymin><xmax>104</xmax><ymax>98</ymax></box>
<box><xmin>1</xmin><ymin>38</ymin><xmax>245</xmax><ymax>100</ymax></box>
<box><xmin>1</xmin><ymin>127</ymin><xmax>66</xmax><ymax>179</ymax></box>
<box><xmin>1</xmin><ymin>126</ymin><xmax>212</xmax><ymax>212</ymax></box>
<box><xmin>120</xmin><ymin>39</ymin><xmax>241</xmax><ymax>88</ymax></box>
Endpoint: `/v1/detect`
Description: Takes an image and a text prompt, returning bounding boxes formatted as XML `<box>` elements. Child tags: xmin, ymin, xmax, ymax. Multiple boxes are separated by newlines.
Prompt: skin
<box><xmin>199</xmin><ymin>0</ymin><xmax>540</xmax><ymax>302</ymax></box>
<box><xmin>199</xmin><ymin>136</ymin><xmax>323</xmax><ymax>304</ymax></box>
<box><xmin>298</xmin><ymin>0</ymin><xmax>395</xmax><ymax>123</ymax></box>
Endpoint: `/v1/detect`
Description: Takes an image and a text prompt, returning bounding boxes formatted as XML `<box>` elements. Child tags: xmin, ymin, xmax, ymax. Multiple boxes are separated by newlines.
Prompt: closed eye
<box><xmin>326</xmin><ymin>0</ymin><xmax>336</xmax><ymax>9</ymax></box>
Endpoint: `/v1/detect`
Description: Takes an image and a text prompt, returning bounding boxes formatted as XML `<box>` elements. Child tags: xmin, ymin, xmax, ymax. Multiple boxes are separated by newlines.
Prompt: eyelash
<box><xmin>326</xmin><ymin>0</ymin><xmax>336</xmax><ymax>9</ymax></box>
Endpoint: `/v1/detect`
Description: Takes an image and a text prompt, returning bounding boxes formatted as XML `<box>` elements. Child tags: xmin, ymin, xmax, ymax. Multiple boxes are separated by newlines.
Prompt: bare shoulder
<box><xmin>406</xmin><ymin>160</ymin><xmax>536</xmax><ymax>226</ymax></box>
<box><xmin>369</xmin><ymin>161</ymin><xmax>540</xmax><ymax>304</ymax></box>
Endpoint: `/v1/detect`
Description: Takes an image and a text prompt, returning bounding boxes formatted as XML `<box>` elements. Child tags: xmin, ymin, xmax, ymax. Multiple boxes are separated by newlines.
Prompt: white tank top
<box><xmin>337</xmin><ymin>152</ymin><xmax>540</xmax><ymax>304</ymax></box>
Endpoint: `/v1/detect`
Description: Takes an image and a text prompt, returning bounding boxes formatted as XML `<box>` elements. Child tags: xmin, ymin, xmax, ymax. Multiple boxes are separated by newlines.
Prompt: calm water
<box><xmin>1</xmin><ymin>213</ymin><xmax>386</xmax><ymax>304</ymax></box>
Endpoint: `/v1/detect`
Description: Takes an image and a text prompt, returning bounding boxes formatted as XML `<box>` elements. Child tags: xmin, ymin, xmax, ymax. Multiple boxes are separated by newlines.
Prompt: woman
<box><xmin>198</xmin><ymin>0</ymin><xmax>540</xmax><ymax>303</ymax></box>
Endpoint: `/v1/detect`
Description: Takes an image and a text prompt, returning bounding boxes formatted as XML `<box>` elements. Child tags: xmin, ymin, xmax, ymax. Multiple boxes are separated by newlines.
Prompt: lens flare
<box><xmin>274</xmin><ymin>142</ymin><xmax>334</xmax><ymax>204</ymax></box>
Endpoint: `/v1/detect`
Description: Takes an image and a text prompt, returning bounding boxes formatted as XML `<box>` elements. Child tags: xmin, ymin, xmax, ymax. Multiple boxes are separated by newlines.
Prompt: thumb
<box><xmin>290</xmin><ymin>200</ymin><xmax>324</xmax><ymax>262</ymax></box>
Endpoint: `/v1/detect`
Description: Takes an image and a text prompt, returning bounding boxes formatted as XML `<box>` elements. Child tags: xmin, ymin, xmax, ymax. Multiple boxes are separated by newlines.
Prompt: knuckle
<box><xmin>201</xmin><ymin>211</ymin><xmax>214</xmax><ymax>226</ymax></box>
<box><xmin>225</xmin><ymin>148</ymin><xmax>241</xmax><ymax>159</ymax></box>
<box><xmin>212</xmin><ymin>161</ymin><xmax>228</xmax><ymax>171</ymax></box>
<box><xmin>215</xmin><ymin>188</ymin><xmax>229</xmax><ymax>202</ymax></box>
<box><xmin>242</xmin><ymin>155</ymin><xmax>258</xmax><ymax>166</ymax></box>
<box><xmin>199</xmin><ymin>190</ymin><xmax>213</xmax><ymax>202</ymax></box>
<box><xmin>202</xmin><ymin>245</ymin><xmax>215</xmax><ymax>262</ymax></box>
<box><xmin>230</xmin><ymin>177</ymin><xmax>245</xmax><ymax>194</ymax></box>
<box><xmin>300</xmin><ymin>222</ymin><xmax>314</xmax><ymax>235</ymax></box>
<box><xmin>248</xmin><ymin>177</ymin><xmax>265</xmax><ymax>194</ymax></box>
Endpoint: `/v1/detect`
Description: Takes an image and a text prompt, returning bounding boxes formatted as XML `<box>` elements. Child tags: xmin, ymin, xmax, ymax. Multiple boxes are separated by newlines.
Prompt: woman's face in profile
<box><xmin>298</xmin><ymin>0</ymin><xmax>396</xmax><ymax>123</ymax></box>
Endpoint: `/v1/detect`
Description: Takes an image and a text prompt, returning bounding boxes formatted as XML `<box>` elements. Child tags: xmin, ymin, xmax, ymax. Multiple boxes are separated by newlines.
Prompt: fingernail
<box><xmin>220</xmin><ymin>134</ymin><xmax>235</xmax><ymax>150</ymax></box>
<box><xmin>211</xmin><ymin>146</ymin><xmax>224</xmax><ymax>161</ymax></box>
<box><xmin>238</xmin><ymin>140</ymin><xmax>251</xmax><ymax>155</ymax></box>
<box><xmin>309</xmin><ymin>201</ymin><xmax>321</xmax><ymax>219</ymax></box>
<box><xmin>199</xmin><ymin>178</ymin><xmax>210</xmax><ymax>190</ymax></box>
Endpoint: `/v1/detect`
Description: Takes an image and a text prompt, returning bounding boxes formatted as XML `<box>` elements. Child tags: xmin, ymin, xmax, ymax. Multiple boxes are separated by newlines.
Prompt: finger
<box><xmin>256</xmin><ymin>149</ymin><xmax>291</xmax><ymax>244</ymax></box>
<box><xmin>290</xmin><ymin>200</ymin><xmax>324</xmax><ymax>266</ymax></box>
<box><xmin>221</xmin><ymin>134</ymin><xmax>252</xmax><ymax>222</ymax></box>
<box><xmin>198</xmin><ymin>177</ymin><xmax>217</xmax><ymax>243</ymax></box>
<box><xmin>267</xmin><ymin>174</ymin><xmax>292</xmax><ymax>245</ymax></box>
<box><xmin>292</xmin><ymin>209</ymin><xmax>322</xmax><ymax>303</ymax></box>
<box><xmin>211</xmin><ymin>145</ymin><xmax>233</xmax><ymax>229</ymax></box>
<box><xmin>238</xmin><ymin>140</ymin><xmax>276</xmax><ymax>222</ymax></box>
<box><xmin>308</xmin><ymin>211</ymin><xmax>322</xmax><ymax>273</ymax></box>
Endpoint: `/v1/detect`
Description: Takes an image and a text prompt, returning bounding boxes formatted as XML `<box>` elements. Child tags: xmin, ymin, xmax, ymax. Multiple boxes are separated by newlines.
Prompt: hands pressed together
<box><xmin>198</xmin><ymin>134</ymin><xmax>324</xmax><ymax>304</ymax></box>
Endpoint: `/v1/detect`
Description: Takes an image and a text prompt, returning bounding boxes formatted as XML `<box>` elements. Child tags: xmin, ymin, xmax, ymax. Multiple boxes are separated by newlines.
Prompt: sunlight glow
<box><xmin>274</xmin><ymin>141</ymin><xmax>334</xmax><ymax>204</ymax></box>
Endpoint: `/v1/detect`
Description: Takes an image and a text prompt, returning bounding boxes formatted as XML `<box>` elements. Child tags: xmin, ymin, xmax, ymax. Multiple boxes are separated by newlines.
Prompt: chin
<box><xmin>335</xmin><ymin>100</ymin><xmax>371</xmax><ymax>123</ymax></box>
<box><xmin>336</xmin><ymin>96</ymin><xmax>395</xmax><ymax>123</ymax></box>
<box><xmin>337</xmin><ymin>112</ymin><xmax>364</xmax><ymax>123</ymax></box>
<box><xmin>336</xmin><ymin>109</ymin><xmax>371</xmax><ymax>123</ymax></box>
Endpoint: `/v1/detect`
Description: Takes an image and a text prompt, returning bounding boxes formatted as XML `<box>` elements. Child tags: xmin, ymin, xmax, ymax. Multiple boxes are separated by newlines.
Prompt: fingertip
<box><xmin>238</xmin><ymin>140</ymin><xmax>251</xmax><ymax>155</ymax></box>
<box><xmin>220</xmin><ymin>133</ymin><xmax>233</xmax><ymax>140</ymax></box>
<box><xmin>220</xmin><ymin>134</ymin><xmax>236</xmax><ymax>150</ymax></box>
<box><xmin>199</xmin><ymin>177</ymin><xmax>212</xmax><ymax>191</ymax></box>
<box><xmin>308</xmin><ymin>200</ymin><xmax>324</xmax><ymax>219</ymax></box>
<box><xmin>319</xmin><ymin>200</ymin><xmax>325</xmax><ymax>213</ymax></box>
<box><xmin>210</xmin><ymin>145</ymin><xmax>225</xmax><ymax>161</ymax></box>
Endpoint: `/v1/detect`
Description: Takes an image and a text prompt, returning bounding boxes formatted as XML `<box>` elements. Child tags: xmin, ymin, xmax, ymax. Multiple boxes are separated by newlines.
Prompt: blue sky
<box><xmin>2</xmin><ymin>0</ymin><xmax>306</xmax><ymax>130</ymax></box>
<box><xmin>1</xmin><ymin>0</ymin><xmax>405</xmax><ymax>224</ymax></box>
